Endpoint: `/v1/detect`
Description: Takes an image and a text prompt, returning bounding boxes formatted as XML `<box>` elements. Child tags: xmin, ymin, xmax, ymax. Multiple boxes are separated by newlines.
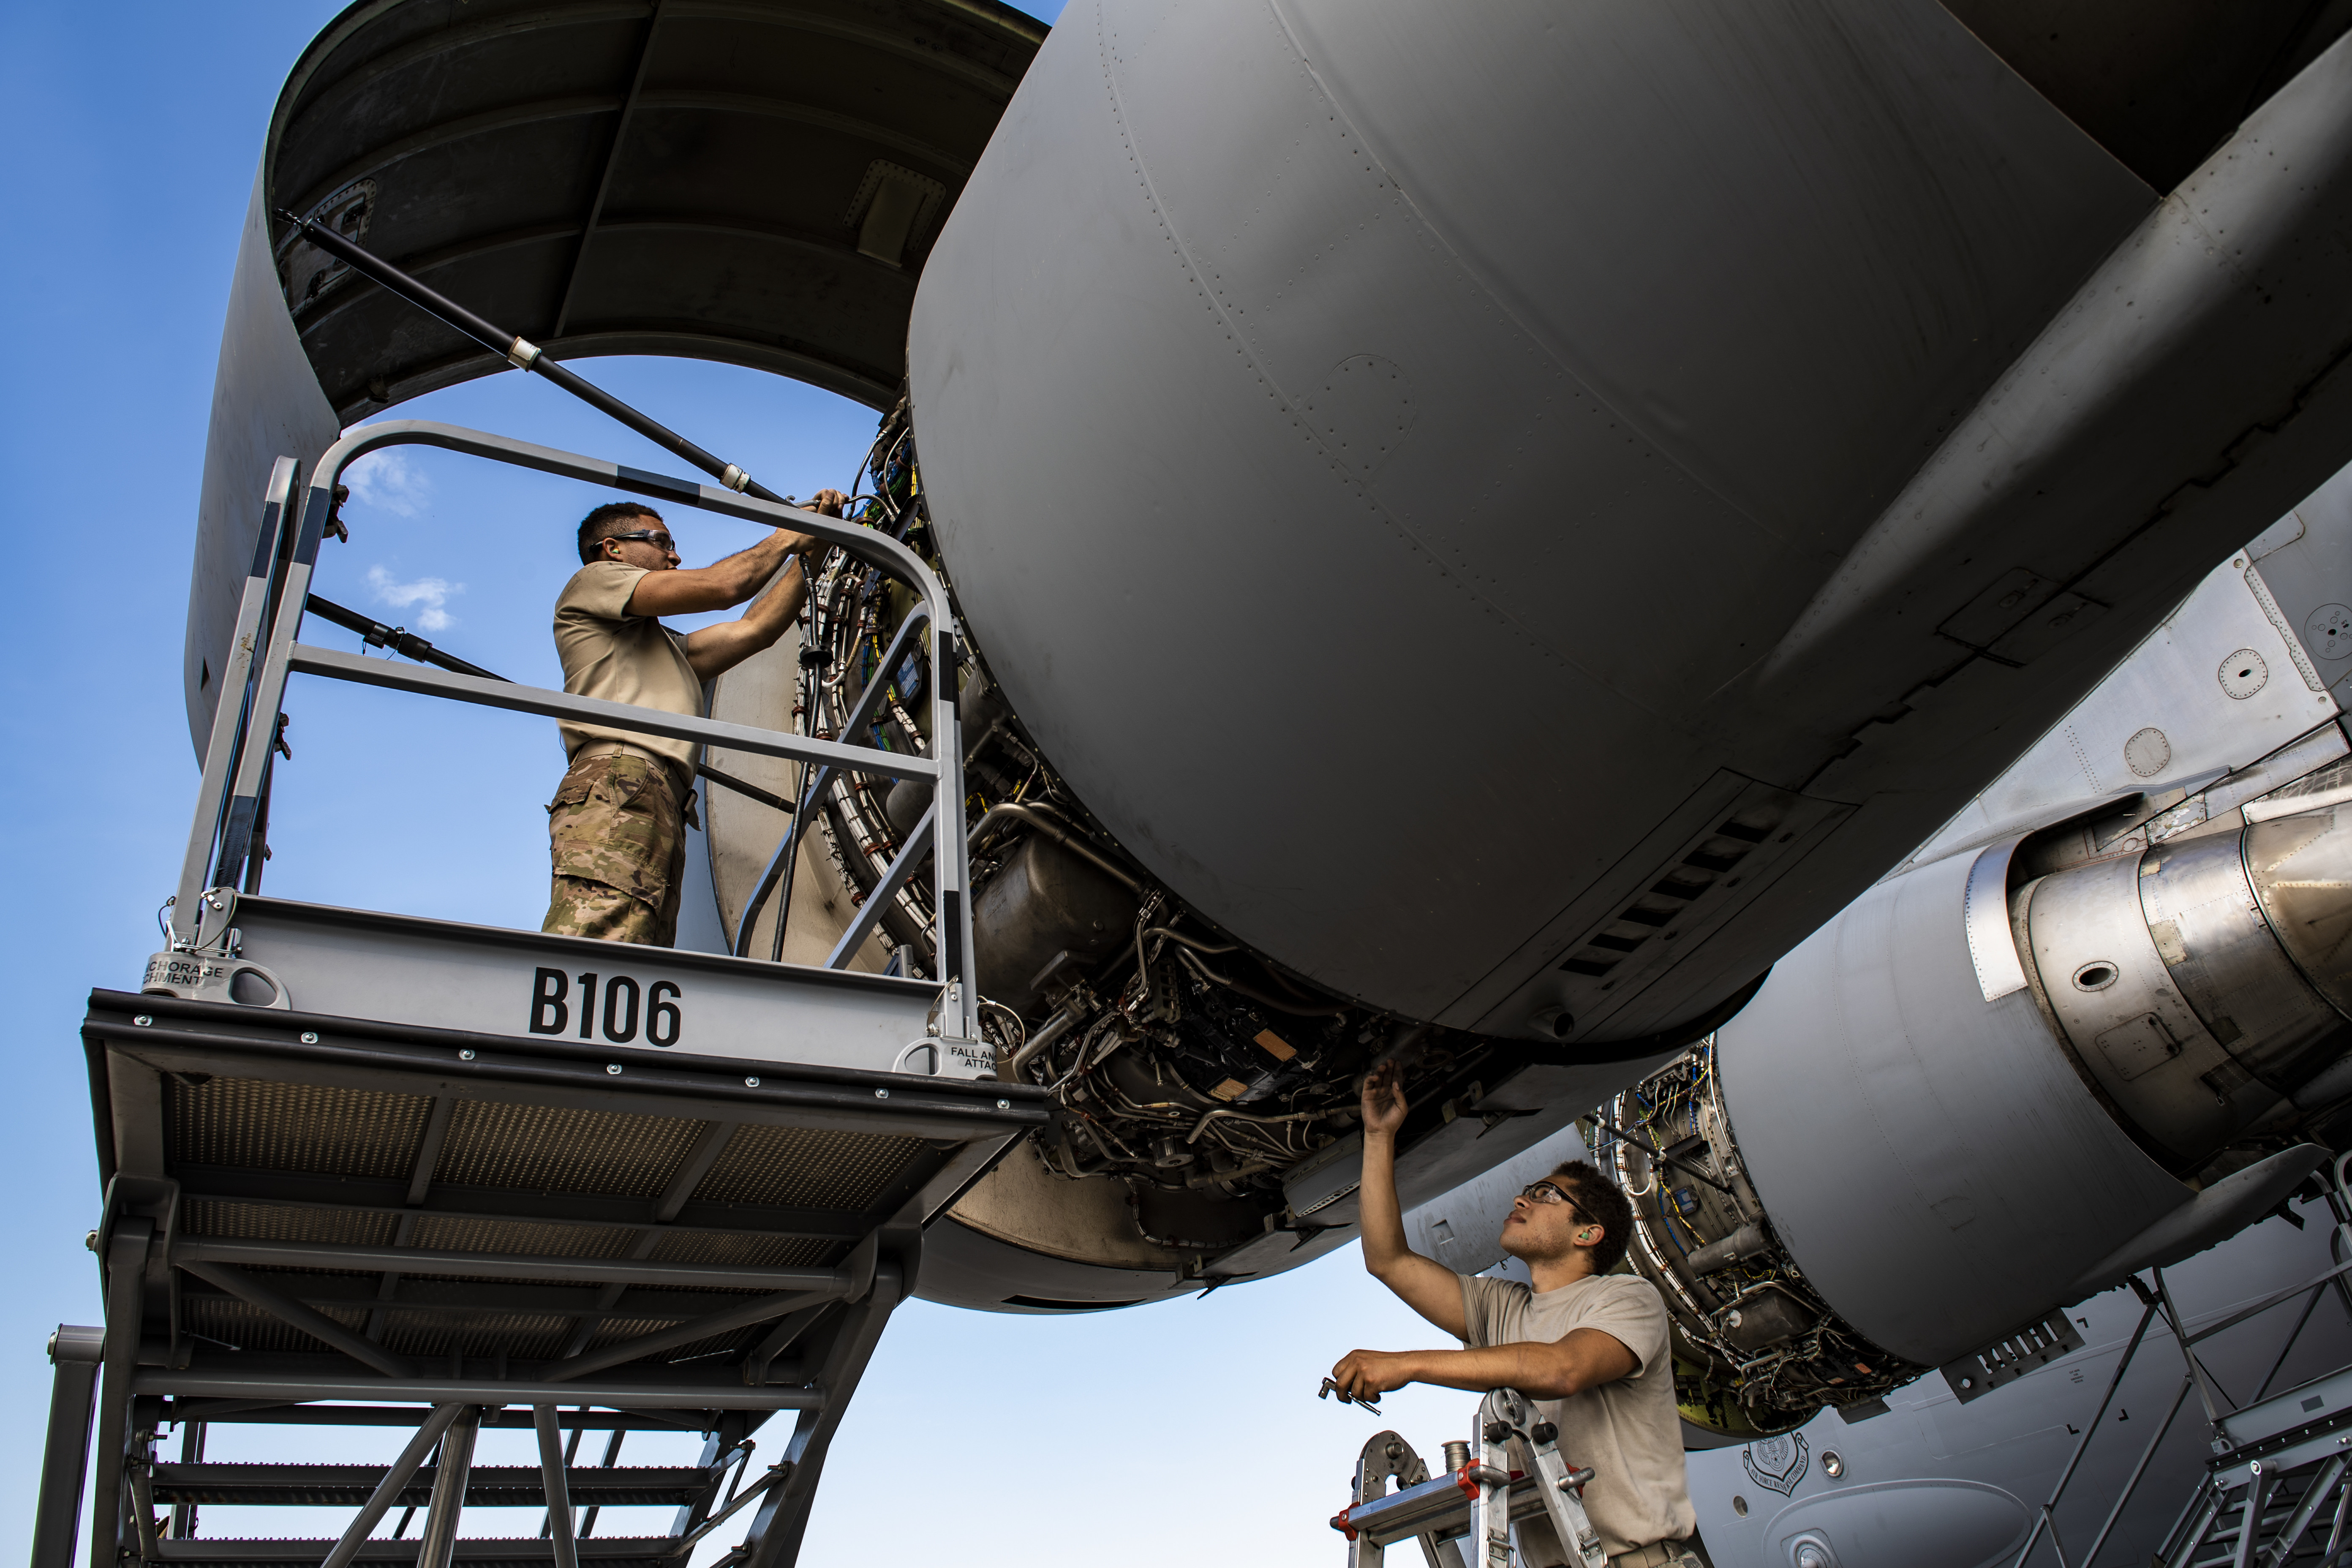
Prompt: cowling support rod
<box><xmin>273</xmin><ymin>209</ymin><xmax>784</xmax><ymax>505</ymax></box>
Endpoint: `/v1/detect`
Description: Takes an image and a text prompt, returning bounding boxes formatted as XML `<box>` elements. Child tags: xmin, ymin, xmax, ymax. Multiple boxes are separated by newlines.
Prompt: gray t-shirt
<box><xmin>1459</xmin><ymin>1271</ymin><xmax>1694</xmax><ymax>1560</ymax></box>
<box><xmin>551</xmin><ymin>561</ymin><xmax>703</xmax><ymax>776</ymax></box>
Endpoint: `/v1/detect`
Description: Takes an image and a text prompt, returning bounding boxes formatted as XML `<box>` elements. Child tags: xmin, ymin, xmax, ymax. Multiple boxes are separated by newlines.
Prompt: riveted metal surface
<box><xmin>431</xmin><ymin>1100</ymin><xmax>705</xmax><ymax>1196</ymax></box>
<box><xmin>407</xmin><ymin>1215</ymin><xmax>641</xmax><ymax>1260</ymax></box>
<box><xmin>2139</xmin><ymin>828</ymin><xmax>2352</xmax><ymax>1094</ymax></box>
<box><xmin>2248</xmin><ymin>803</ymin><xmax>2352</xmax><ymax>1020</ymax></box>
<box><xmin>169</xmin><ymin>1077</ymin><xmax>433</xmax><ymax>1177</ymax></box>
<box><xmin>180</xmin><ymin>1200</ymin><xmax>400</xmax><ymax>1248</ymax></box>
<box><xmin>2023</xmin><ymin>853</ymin><xmax>2271</xmax><ymax>1162</ymax></box>
<box><xmin>692</xmin><ymin>1122</ymin><xmax>925</xmax><ymax>1209</ymax></box>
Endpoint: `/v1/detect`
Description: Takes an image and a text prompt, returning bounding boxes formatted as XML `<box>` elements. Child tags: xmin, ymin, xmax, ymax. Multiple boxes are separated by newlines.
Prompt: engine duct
<box><xmin>2021</xmin><ymin>800</ymin><xmax>2352</xmax><ymax>1166</ymax></box>
<box><xmin>1605</xmin><ymin>744</ymin><xmax>2352</xmax><ymax>1435</ymax></box>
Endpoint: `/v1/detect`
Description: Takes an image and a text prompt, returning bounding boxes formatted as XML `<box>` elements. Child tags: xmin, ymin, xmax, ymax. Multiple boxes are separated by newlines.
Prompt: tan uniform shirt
<box><xmin>1459</xmin><ymin>1271</ymin><xmax>1694</xmax><ymax>1561</ymax></box>
<box><xmin>551</xmin><ymin>561</ymin><xmax>703</xmax><ymax>778</ymax></box>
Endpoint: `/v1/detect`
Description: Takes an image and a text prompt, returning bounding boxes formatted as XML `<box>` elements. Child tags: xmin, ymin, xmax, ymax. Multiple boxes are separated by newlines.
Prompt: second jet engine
<box><xmin>1599</xmin><ymin>729</ymin><xmax>2352</xmax><ymax>1438</ymax></box>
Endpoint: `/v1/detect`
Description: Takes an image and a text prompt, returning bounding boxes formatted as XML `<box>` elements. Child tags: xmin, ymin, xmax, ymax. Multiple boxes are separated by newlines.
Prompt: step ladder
<box><xmin>2158</xmin><ymin>1361</ymin><xmax>2352</xmax><ymax>1566</ymax></box>
<box><xmin>30</xmin><ymin>425</ymin><xmax>1038</xmax><ymax>1568</ymax></box>
<box><xmin>1331</xmin><ymin>1389</ymin><xmax>1609</xmax><ymax>1568</ymax></box>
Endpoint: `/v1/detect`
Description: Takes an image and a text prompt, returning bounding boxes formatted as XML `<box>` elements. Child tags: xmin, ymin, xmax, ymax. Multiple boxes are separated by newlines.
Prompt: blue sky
<box><xmin>0</xmin><ymin>3</ymin><xmax>1495</xmax><ymax>1560</ymax></box>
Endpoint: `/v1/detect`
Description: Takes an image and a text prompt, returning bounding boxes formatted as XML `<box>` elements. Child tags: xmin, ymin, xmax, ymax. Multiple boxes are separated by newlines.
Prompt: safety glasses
<box><xmin>606</xmin><ymin>529</ymin><xmax>677</xmax><ymax>552</ymax></box>
<box><xmin>1517</xmin><ymin>1180</ymin><xmax>1587</xmax><ymax>1220</ymax></box>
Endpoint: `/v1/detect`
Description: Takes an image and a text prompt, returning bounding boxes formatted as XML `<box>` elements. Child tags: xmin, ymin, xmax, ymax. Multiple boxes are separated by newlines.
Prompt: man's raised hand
<box><xmin>1361</xmin><ymin>1061</ymin><xmax>1408</xmax><ymax>1141</ymax></box>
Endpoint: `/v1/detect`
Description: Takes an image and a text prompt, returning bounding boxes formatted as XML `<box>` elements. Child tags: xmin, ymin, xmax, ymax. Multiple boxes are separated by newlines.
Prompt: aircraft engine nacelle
<box><xmin>1605</xmin><ymin>762</ymin><xmax>2352</xmax><ymax>1437</ymax></box>
<box><xmin>2023</xmin><ymin>806</ymin><xmax>2352</xmax><ymax>1161</ymax></box>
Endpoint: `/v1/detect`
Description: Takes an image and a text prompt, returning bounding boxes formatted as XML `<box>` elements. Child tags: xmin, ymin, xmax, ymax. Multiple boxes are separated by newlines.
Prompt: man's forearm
<box><xmin>683</xmin><ymin>558</ymin><xmax>809</xmax><ymax>681</ymax></box>
<box><xmin>743</xmin><ymin>556</ymin><xmax>808</xmax><ymax>640</ymax></box>
<box><xmin>709</xmin><ymin>534</ymin><xmax>795</xmax><ymax>602</ymax></box>
<box><xmin>1359</xmin><ymin>1131</ymin><xmax>1411</xmax><ymax>1274</ymax></box>
<box><xmin>1388</xmin><ymin>1343</ymin><xmax>1584</xmax><ymax>1400</ymax></box>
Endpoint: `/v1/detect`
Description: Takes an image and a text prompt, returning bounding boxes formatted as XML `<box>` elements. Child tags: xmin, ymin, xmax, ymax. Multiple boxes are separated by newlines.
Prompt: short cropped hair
<box><xmin>577</xmin><ymin>501</ymin><xmax>662</xmax><ymax>564</ymax></box>
<box><xmin>1552</xmin><ymin>1158</ymin><xmax>1633</xmax><ymax>1274</ymax></box>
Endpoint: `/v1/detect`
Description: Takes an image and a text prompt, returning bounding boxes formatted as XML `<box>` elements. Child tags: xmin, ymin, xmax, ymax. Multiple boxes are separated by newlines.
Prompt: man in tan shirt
<box><xmin>1330</xmin><ymin>1064</ymin><xmax>1704</xmax><ymax>1568</ymax></box>
<box><xmin>544</xmin><ymin>494</ymin><xmax>841</xmax><ymax>945</ymax></box>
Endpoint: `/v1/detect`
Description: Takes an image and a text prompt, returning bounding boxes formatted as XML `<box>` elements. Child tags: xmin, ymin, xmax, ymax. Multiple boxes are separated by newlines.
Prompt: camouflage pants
<box><xmin>542</xmin><ymin>753</ymin><xmax>686</xmax><ymax>947</ymax></box>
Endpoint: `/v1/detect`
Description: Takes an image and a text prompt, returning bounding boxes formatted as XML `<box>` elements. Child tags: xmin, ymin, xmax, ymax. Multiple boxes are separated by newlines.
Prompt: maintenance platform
<box><xmin>33</xmin><ymin>425</ymin><xmax>1038</xmax><ymax>1567</ymax></box>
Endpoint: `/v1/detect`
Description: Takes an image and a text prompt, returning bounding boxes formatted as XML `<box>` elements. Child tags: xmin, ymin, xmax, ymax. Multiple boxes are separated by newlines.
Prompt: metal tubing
<box><xmin>128</xmin><ymin>1447</ymin><xmax>161</xmax><ymax>1560</ymax></box>
<box><xmin>180</xmin><ymin>1259</ymin><xmax>414</xmax><ymax>1378</ymax></box>
<box><xmin>2254</xmin><ymin>1285</ymin><xmax>2327</xmax><ymax>1403</ymax></box>
<box><xmin>2163</xmin><ymin>1484</ymin><xmax>2225</xmax><ymax>1568</ymax></box>
<box><xmin>301</xmin><ymin>599</ymin><xmax>810</xmax><ymax>833</ymax></box>
<box><xmin>2079</xmin><ymin>1374</ymin><xmax>2194</xmax><ymax>1565</ymax></box>
<box><xmin>2323</xmin><ymin>1471</ymin><xmax>2352</xmax><ymax>1565</ymax></box>
<box><xmin>132</xmin><ymin>1366</ymin><xmax>823</xmax><ymax>1411</ymax></box>
<box><xmin>88</xmin><ymin>1223</ymin><xmax>150</xmax><ymax>1568</ymax></box>
<box><xmin>2155</xmin><ymin>1267</ymin><xmax>2235</xmax><ymax>1420</ymax></box>
<box><xmin>32</xmin><ymin>1326</ymin><xmax>104</xmax><ymax>1568</ymax></box>
<box><xmin>2008</xmin><ymin>1294</ymin><xmax>2162</xmax><ymax>1568</ymax></box>
<box><xmin>541</xmin><ymin>1287</ymin><xmax>831</xmax><ymax>1384</ymax></box>
<box><xmin>970</xmin><ymin>803</ymin><xmax>1142</xmax><ymax>892</ymax></box>
<box><xmin>165</xmin><ymin>1403</ymin><xmax>688</xmax><ymax>1429</ymax></box>
<box><xmin>414</xmin><ymin>1407</ymin><xmax>480</xmax><ymax>1568</ymax></box>
<box><xmin>929</xmin><ymin>618</ymin><xmax>975</xmax><ymax>1041</ymax></box>
<box><xmin>2189</xmin><ymin>1255</ymin><xmax>2352</xmax><ymax>1347</ymax></box>
<box><xmin>179</xmin><ymin>415</ymin><xmax>967</xmax><ymax>996</ymax></box>
<box><xmin>1006</xmin><ymin>999</ymin><xmax>1083</xmax><ymax>1080</ymax></box>
<box><xmin>534</xmin><ymin>1405</ymin><xmax>580</xmax><ymax>1568</ymax></box>
<box><xmin>742</xmin><ymin>1303</ymin><xmax>831</xmax><ymax>1387</ymax></box>
<box><xmin>826</xmin><ymin>805</ymin><xmax>932</xmax><ymax>970</ymax></box>
<box><xmin>674</xmin><ymin>1464</ymin><xmax>787</xmax><ymax>1551</ymax></box>
<box><xmin>287</xmin><ymin>643</ymin><xmax>937</xmax><ymax>783</ymax></box>
<box><xmin>2234</xmin><ymin>1469</ymin><xmax>2271</xmax><ymax>1568</ymax></box>
<box><xmin>739</xmin><ymin>1293</ymin><xmax>898</xmax><ymax>1568</ymax></box>
<box><xmin>280</xmin><ymin>415</ymin><xmax>972</xmax><ymax>998</ymax></box>
<box><xmin>303</xmin><ymin>422</ymin><xmax>933</xmax><ymax>583</ymax></box>
<box><xmin>305</xmin><ymin>593</ymin><xmax>508</xmax><ymax>681</ymax></box>
<box><xmin>736</xmin><ymin>607</ymin><xmax>931</xmax><ymax>958</ymax></box>
<box><xmin>273</xmin><ymin>209</ymin><xmax>785</xmax><ymax>504</ymax></box>
<box><xmin>318</xmin><ymin>1402</ymin><xmax>466</xmax><ymax>1568</ymax></box>
<box><xmin>176</xmin><ymin>457</ymin><xmax>298</xmax><ymax>931</ymax></box>
<box><xmin>2263</xmin><ymin>1453</ymin><xmax>2346</xmax><ymax>1567</ymax></box>
<box><xmin>176</xmin><ymin>1235</ymin><xmax>852</xmax><ymax>1291</ymax></box>
<box><xmin>700</xmin><ymin>761</ymin><xmax>794</xmax><ymax>814</ymax></box>
<box><xmin>215</xmin><ymin>480</ymin><xmax>335</xmax><ymax>887</ymax></box>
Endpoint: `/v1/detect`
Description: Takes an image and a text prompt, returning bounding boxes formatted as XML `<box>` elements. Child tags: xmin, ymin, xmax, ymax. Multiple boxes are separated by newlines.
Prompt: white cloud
<box><xmin>366</xmin><ymin>564</ymin><xmax>461</xmax><ymax>632</ymax></box>
<box><xmin>342</xmin><ymin>448</ymin><xmax>431</xmax><ymax>516</ymax></box>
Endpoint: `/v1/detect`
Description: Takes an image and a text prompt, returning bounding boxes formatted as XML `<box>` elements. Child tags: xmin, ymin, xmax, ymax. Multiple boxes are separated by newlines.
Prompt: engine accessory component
<box><xmin>971</xmin><ymin>835</ymin><xmax>1137</xmax><ymax>1018</ymax></box>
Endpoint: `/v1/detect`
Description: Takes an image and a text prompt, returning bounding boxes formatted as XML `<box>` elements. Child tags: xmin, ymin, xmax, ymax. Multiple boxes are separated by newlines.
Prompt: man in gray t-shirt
<box><xmin>1330</xmin><ymin>1064</ymin><xmax>1703</xmax><ymax>1568</ymax></box>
